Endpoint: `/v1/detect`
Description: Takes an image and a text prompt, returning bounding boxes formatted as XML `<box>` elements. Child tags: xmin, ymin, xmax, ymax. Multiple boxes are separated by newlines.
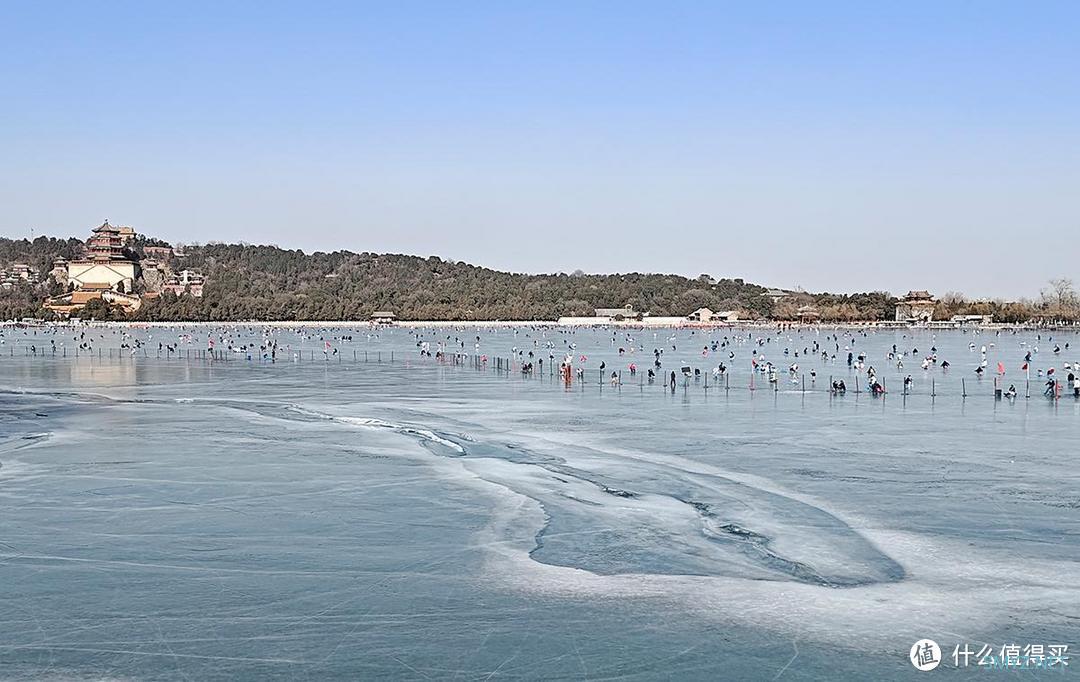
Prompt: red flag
<box><xmin>1021</xmin><ymin>362</ymin><xmax>1028</xmax><ymax>371</ymax></box>
<box><xmin>997</xmin><ymin>362</ymin><xmax>1005</xmax><ymax>375</ymax></box>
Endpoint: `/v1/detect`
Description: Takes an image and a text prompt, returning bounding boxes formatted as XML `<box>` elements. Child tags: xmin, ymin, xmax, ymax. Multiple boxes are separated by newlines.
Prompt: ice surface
<box><xmin>1</xmin><ymin>324</ymin><xmax>1078</xmax><ymax>679</ymax></box>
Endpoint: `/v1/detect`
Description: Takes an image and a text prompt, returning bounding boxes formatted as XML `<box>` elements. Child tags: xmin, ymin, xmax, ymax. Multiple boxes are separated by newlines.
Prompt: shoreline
<box><xmin>5</xmin><ymin>319</ymin><xmax>1077</xmax><ymax>331</ymax></box>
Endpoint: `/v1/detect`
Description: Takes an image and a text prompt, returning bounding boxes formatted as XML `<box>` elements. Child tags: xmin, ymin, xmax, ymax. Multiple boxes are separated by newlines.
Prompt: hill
<box><xmin>139</xmin><ymin>243</ymin><xmax>775</xmax><ymax>321</ymax></box>
<box><xmin>21</xmin><ymin>233</ymin><xmax>1074</xmax><ymax>324</ymax></box>
<box><xmin>1</xmin><ymin>235</ymin><xmax>783</xmax><ymax>321</ymax></box>
<box><xmin>8</xmin><ymin>233</ymin><xmax>1062</xmax><ymax>323</ymax></box>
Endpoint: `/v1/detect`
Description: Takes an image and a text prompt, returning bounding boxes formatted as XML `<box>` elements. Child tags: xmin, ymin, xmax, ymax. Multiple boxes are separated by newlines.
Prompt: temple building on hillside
<box><xmin>143</xmin><ymin>245</ymin><xmax>174</xmax><ymax>260</ymax></box>
<box><xmin>11</xmin><ymin>263</ymin><xmax>40</xmax><ymax>282</ymax></box>
<box><xmin>0</xmin><ymin>263</ymin><xmax>39</xmax><ymax>290</ymax></box>
<box><xmin>139</xmin><ymin>258</ymin><xmax>167</xmax><ymax>292</ymax></box>
<box><xmin>50</xmin><ymin>258</ymin><xmax>68</xmax><ymax>284</ymax></box>
<box><xmin>65</xmin><ymin>220</ymin><xmax>140</xmax><ymax>291</ymax></box>
<box><xmin>44</xmin><ymin>220</ymin><xmax>143</xmax><ymax>317</ymax></box>
<box><xmin>162</xmin><ymin>269</ymin><xmax>205</xmax><ymax>297</ymax></box>
<box><xmin>895</xmin><ymin>290</ymin><xmax>936</xmax><ymax>323</ymax></box>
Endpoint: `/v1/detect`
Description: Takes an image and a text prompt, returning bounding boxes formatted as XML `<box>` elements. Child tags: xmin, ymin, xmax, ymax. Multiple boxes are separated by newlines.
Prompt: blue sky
<box><xmin>2</xmin><ymin>1</ymin><xmax>1077</xmax><ymax>298</ymax></box>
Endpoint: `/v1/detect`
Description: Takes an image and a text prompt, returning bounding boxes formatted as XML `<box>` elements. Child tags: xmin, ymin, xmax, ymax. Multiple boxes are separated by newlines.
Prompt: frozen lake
<box><xmin>1</xmin><ymin>324</ymin><xmax>1078</xmax><ymax>679</ymax></box>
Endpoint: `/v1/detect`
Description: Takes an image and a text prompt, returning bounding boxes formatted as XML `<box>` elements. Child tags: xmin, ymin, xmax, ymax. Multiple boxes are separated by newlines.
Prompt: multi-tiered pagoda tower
<box><xmin>85</xmin><ymin>220</ymin><xmax>129</xmax><ymax>261</ymax></box>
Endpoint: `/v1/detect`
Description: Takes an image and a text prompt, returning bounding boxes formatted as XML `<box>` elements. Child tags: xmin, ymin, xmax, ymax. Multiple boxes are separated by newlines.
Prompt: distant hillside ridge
<box><xmin>136</xmin><ymin>241</ymin><xmax>778</xmax><ymax>321</ymax></box>
<box><xmin>3</xmin><ymin>233</ymin><xmax>903</xmax><ymax>322</ymax></box>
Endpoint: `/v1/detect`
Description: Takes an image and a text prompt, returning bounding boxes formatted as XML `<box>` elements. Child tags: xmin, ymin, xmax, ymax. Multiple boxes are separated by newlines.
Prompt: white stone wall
<box><xmin>68</xmin><ymin>261</ymin><xmax>138</xmax><ymax>290</ymax></box>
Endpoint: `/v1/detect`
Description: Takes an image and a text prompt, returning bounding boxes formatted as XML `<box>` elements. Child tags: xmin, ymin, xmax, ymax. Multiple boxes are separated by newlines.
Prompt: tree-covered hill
<box><xmin>9</xmin><ymin>234</ymin><xmax>1065</xmax><ymax>323</ymax></box>
<box><xmin>0</xmin><ymin>236</ymin><xmax>82</xmax><ymax>320</ymax></box>
<box><xmin>1</xmin><ymin>236</ymin><xmax>778</xmax><ymax>321</ymax></box>
<box><xmin>0</xmin><ymin>235</ymin><xmax>84</xmax><ymax>273</ymax></box>
<box><xmin>140</xmin><ymin>243</ymin><xmax>774</xmax><ymax>321</ymax></box>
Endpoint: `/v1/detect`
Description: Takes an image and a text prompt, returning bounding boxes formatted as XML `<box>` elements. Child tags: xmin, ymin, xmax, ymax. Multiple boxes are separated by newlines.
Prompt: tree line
<box><xmin>2</xmin><ymin>235</ymin><xmax>1078</xmax><ymax>323</ymax></box>
<box><xmin>136</xmin><ymin>244</ymin><xmax>778</xmax><ymax>321</ymax></box>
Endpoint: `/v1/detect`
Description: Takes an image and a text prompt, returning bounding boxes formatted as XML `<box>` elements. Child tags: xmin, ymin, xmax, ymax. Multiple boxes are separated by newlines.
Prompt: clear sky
<box><xmin>2</xmin><ymin>1</ymin><xmax>1077</xmax><ymax>299</ymax></box>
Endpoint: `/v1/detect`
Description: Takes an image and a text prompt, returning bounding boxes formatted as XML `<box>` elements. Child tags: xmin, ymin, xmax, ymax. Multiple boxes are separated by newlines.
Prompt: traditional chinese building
<box><xmin>895</xmin><ymin>290</ymin><xmax>936</xmax><ymax>323</ymax></box>
<box><xmin>162</xmin><ymin>269</ymin><xmax>205</xmax><ymax>297</ymax></box>
<box><xmin>143</xmin><ymin>245</ymin><xmax>174</xmax><ymax>260</ymax></box>
<box><xmin>0</xmin><ymin>262</ymin><xmax>40</xmax><ymax>288</ymax></box>
<box><xmin>50</xmin><ymin>258</ymin><xmax>68</xmax><ymax>284</ymax></box>
<box><xmin>65</xmin><ymin>220</ymin><xmax>140</xmax><ymax>291</ymax></box>
<box><xmin>44</xmin><ymin>220</ymin><xmax>142</xmax><ymax>316</ymax></box>
<box><xmin>11</xmin><ymin>263</ymin><xmax>40</xmax><ymax>282</ymax></box>
<box><xmin>797</xmin><ymin>305</ymin><xmax>821</xmax><ymax>323</ymax></box>
<box><xmin>44</xmin><ymin>283</ymin><xmax>143</xmax><ymax>316</ymax></box>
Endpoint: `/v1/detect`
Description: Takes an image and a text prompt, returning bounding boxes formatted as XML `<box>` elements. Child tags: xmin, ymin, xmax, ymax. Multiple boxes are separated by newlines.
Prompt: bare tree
<box><xmin>1039</xmin><ymin>278</ymin><xmax>1080</xmax><ymax>321</ymax></box>
<box><xmin>1042</xmin><ymin>278</ymin><xmax>1078</xmax><ymax>307</ymax></box>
